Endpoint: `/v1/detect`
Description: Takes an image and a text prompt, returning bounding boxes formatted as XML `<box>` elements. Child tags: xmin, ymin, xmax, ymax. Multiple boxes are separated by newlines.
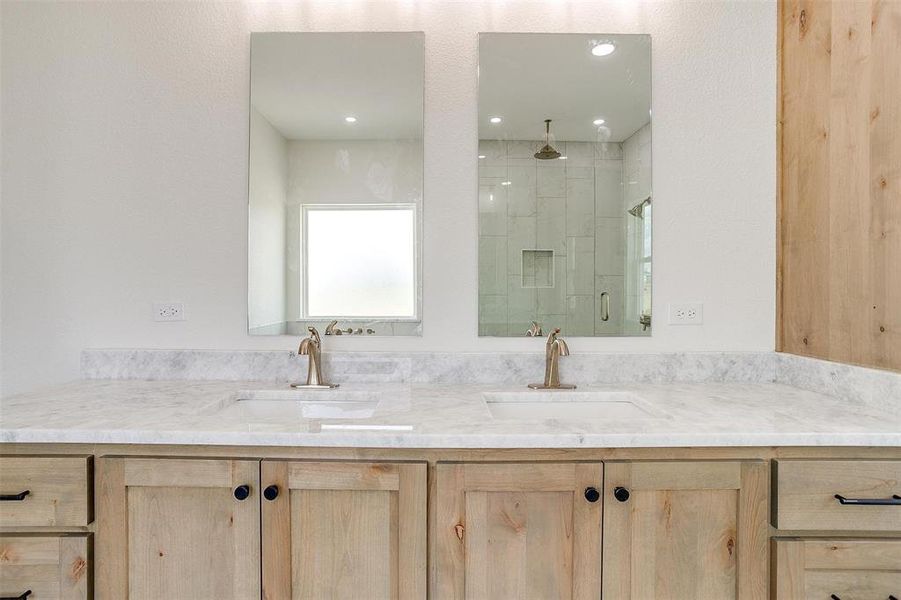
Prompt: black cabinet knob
<box><xmin>584</xmin><ymin>487</ymin><xmax>600</xmax><ymax>503</ymax></box>
<box><xmin>233</xmin><ymin>485</ymin><xmax>251</xmax><ymax>501</ymax></box>
<box><xmin>263</xmin><ymin>485</ymin><xmax>279</xmax><ymax>501</ymax></box>
<box><xmin>613</xmin><ymin>486</ymin><xmax>630</xmax><ymax>502</ymax></box>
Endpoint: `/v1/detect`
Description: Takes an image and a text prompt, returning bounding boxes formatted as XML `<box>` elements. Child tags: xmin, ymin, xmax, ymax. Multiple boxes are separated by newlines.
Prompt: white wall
<box><xmin>0</xmin><ymin>1</ymin><xmax>777</xmax><ymax>395</ymax></box>
<box><xmin>248</xmin><ymin>106</ymin><xmax>287</xmax><ymax>331</ymax></box>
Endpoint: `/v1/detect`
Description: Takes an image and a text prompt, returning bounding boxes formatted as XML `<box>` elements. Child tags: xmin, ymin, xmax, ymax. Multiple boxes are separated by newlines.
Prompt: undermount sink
<box><xmin>483</xmin><ymin>390</ymin><xmax>656</xmax><ymax>420</ymax></box>
<box><xmin>236</xmin><ymin>389</ymin><xmax>381</xmax><ymax>419</ymax></box>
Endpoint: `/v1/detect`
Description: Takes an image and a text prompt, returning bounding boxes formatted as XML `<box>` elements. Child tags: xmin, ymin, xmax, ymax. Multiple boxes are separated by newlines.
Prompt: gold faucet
<box><xmin>291</xmin><ymin>327</ymin><xmax>339</xmax><ymax>389</ymax></box>
<box><xmin>528</xmin><ymin>328</ymin><xmax>575</xmax><ymax>390</ymax></box>
<box><xmin>525</xmin><ymin>320</ymin><xmax>543</xmax><ymax>337</ymax></box>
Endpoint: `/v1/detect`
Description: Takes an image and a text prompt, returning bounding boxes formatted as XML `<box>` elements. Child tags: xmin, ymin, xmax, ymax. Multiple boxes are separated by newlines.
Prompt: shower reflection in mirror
<box><xmin>478</xmin><ymin>33</ymin><xmax>652</xmax><ymax>337</ymax></box>
<box><xmin>247</xmin><ymin>32</ymin><xmax>424</xmax><ymax>336</ymax></box>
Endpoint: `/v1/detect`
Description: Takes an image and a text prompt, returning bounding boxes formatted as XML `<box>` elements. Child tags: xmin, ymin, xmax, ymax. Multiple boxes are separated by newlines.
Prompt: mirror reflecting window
<box><xmin>248</xmin><ymin>32</ymin><xmax>424</xmax><ymax>336</ymax></box>
<box><xmin>478</xmin><ymin>33</ymin><xmax>652</xmax><ymax>337</ymax></box>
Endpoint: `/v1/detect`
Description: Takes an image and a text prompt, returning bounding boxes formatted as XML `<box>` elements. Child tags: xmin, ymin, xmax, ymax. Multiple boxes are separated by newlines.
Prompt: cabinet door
<box><xmin>435</xmin><ymin>462</ymin><xmax>603</xmax><ymax>600</ymax></box>
<box><xmin>774</xmin><ymin>539</ymin><xmax>901</xmax><ymax>599</ymax></box>
<box><xmin>603</xmin><ymin>461</ymin><xmax>768</xmax><ymax>600</ymax></box>
<box><xmin>96</xmin><ymin>458</ymin><xmax>261</xmax><ymax>600</ymax></box>
<box><xmin>261</xmin><ymin>461</ymin><xmax>427</xmax><ymax>600</ymax></box>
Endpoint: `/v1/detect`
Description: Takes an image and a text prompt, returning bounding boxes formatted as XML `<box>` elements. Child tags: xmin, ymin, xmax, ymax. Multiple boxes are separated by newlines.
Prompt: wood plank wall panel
<box><xmin>779</xmin><ymin>0</ymin><xmax>901</xmax><ymax>371</ymax></box>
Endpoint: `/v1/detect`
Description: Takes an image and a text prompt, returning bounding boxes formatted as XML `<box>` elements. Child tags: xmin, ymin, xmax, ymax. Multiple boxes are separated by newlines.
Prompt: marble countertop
<box><xmin>1</xmin><ymin>379</ymin><xmax>898</xmax><ymax>448</ymax></box>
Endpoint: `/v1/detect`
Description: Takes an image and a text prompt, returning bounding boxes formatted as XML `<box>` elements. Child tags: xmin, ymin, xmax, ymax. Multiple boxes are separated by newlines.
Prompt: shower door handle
<box><xmin>600</xmin><ymin>292</ymin><xmax>610</xmax><ymax>322</ymax></box>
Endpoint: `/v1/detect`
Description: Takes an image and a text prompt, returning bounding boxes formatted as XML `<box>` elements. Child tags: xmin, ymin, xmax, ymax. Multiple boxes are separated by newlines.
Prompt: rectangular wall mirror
<box><xmin>248</xmin><ymin>32</ymin><xmax>424</xmax><ymax>336</ymax></box>
<box><xmin>478</xmin><ymin>33</ymin><xmax>652</xmax><ymax>337</ymax></box>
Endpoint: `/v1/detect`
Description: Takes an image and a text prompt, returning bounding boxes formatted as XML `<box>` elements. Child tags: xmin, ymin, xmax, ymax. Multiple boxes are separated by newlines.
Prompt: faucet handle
<box><xmin>325</xmin><ymin>320</ymin><xmax>340</xmax><ymax>335</ymax></box>
<box><xmin>307</xmin><ymin>326</ymin><xmax>321</xmax><ymax>344</ymax></box>
<box><xmin>526</xmin><ymin>321</ymin><xmax>543</xmax><ymax>337</ymax></box>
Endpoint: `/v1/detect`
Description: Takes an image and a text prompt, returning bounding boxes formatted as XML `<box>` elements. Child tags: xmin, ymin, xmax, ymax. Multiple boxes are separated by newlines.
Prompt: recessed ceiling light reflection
<box><xmin>558</xmin><ymin>156</ymin><xmax>567</xmax><ymax>160</ymax></box>
<box><xmin>591</xmin><ymin>42</ymin><xmax>616</xmax><ymax>57</ymax></box>
<box><xmin>478</xmin><ymin>154</ymin><xmax>487</xmax><ymax>159</ymax></box>
<box><xmin>593</xmin><ymin>118</ymin><xmax>606</xmax><ymax>126</ymax></box>
<box><xmin>489</xmin><ymin>116</ymin><xmax>503</xmax><ymax>124</ymax></box>
<box><xmin>501</xmin><ymin>181</ymin><xmax>512</xmax><ymax>186</ymax></box>
<box><xmin>344</xmin><ymin>116</ymin><xmax>357</xmax><ymax>123</ymax></box>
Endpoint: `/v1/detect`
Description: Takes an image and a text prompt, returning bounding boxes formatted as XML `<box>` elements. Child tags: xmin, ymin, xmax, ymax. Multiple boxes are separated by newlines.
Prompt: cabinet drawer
<box><xmin>0</xmin><ymin>457</ymin><xmax>93</xmax><ymax>527</ymax></box>
<box><xmin>773</xmin><ymin>460</ymin><xmax>901</xmax><ymax>531</ymax></box>
<box><xmin>0</xmin><ymin>535</ymin><xmax>91</xmax><ymax>599</ymax></box>
<box><xmin>774</xmin><ymin>538</ymin><xmax>901</xmax><ymax>599</ymax></box>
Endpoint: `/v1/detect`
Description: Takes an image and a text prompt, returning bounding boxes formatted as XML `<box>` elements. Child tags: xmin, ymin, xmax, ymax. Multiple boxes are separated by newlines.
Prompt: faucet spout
<box><xmin>291</xmin><ymin>327</ymin><xmax>338</xmax><ymax>389</ymax></box>
<box><xmin>528</xmin><ymin>328</ymin><xmax>576</xmax><ymax>390</ymax></box>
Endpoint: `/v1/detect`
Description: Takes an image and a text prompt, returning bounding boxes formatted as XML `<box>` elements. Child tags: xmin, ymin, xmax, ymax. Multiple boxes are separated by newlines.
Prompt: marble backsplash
<box><xmin>80</xmin><ymin>349</ymin><xmax>901</xmax><ymax>406</ymax></box>
<box><xmin>775</xmin><ymin>353</ymin><xmax>901</xmax><ymax>410</ymax></box>
<box><xmin>81</xmin><ymin>349</ymin><xmax>777</xmax><ymax>385</ymax></box>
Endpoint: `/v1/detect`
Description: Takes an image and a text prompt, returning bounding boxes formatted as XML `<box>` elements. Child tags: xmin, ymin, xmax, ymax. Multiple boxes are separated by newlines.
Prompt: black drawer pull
<box><xmin>830</xmin><ymin>596</ymin><xmax>840</xmax><ymax>600</ymax></box>
<box><xmin>613</xmin><ymin>486</ymin><xmax>630</xmax><ymax>502</ymax></box>
<box><xmin>0</xmin><ymin>490</ymin><xmax>30</xmax><ymax>501</ymax></box>
<box><xmin>1</xmin><ymin>590</ymin><xmax>33</xmax><ymax>600</ymax></box>
<box><xmin>834</xmin><ymin>494</ymin><xmax>901</xmax><ymax>506</ymax></box>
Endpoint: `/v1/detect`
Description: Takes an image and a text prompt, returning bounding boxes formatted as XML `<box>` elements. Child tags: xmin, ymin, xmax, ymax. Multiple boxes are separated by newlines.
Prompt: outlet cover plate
<box><xmin>668</xmin><ymin>303</ymin><xmax>703</xmax><ymax>325</ymax></box>
<box><xmin>154</xmin><ymin>302</ymin><xmax>185</xmax><ymax>322</ymax></box>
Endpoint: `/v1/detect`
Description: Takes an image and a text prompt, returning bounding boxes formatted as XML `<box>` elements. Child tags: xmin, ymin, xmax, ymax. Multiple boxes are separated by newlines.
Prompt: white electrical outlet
<box><xmin>153</xmin><ymin>302</ymin><xmax>185</xmax><ymax>322</ymax></box>
<box><xmin>668</xmin><ymin>303</ymin><xmax>703</xmax><ymax>325</ymax></box>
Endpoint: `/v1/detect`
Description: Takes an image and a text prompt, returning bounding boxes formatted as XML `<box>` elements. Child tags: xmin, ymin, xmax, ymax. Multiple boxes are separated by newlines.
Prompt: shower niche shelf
<box><xmin>521</xmin><ymin>249</ymin><xmax>555</xmax><ymax>289</ymax></box>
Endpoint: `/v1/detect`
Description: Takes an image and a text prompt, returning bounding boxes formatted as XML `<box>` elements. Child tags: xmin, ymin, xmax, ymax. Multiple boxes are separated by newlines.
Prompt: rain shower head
<box><xmin>628</xmin><ymin>197</ymin><xmax>651</xmax><ymax>219</ymax></box>
<box><xmin>534</xmin><ymin>119</ymin><xmax>561</xmax><ymax>160</ymax></box>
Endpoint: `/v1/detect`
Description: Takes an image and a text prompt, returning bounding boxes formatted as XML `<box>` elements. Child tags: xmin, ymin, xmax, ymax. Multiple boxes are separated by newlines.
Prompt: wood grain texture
<box><xmin>773</xmin><ymin>538</ymin><xmax>901</xmax><ymax>599</ymax></box>
<box><xmin>262</xmin><ymin>461</ymin><xmax>290</xmax><ymax>600</ymax></box>
<box><xmin>0</xmin><ymin>534</ymin><xmax>90</xmax><ymax>599</ymax></box>
<box><xmin>434</xmin><ymin>462</ymin><xmax>603</xmax><ymax>600</ymax></box>
<box><xmin>779</xmin><ymin>0</ymin><xmax>901</xmax><ymax>370</ymax></box>
<box><xmin>603</xmin><ymin>461</ymin><xmax>768</xmax><ymax>600</ymax></box>
<box><xmin>95</xmin><ymin>457</ymin><xmax>260</xmax><ymax>600</ymax></box>
<box><xmin>773</xmin><ymin>459</ymin><xmax>901</xmax><ymax>531</ymax></box>
<box><xmin>263</xmin><ymin>461</ymin><xmax>426</xmax><ymax>600</ymax></box>
<box><xmin>0</xmin><ymin>456</ymin><xmax>92</xmax><ymax>527</ymax></box>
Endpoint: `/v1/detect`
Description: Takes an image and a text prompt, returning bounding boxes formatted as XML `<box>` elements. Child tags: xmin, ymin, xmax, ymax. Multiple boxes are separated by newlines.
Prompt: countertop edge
<box><xmin>3</xmin><ymin>429</ymin><xmax>900</xmax><ymax>449</ymax></box>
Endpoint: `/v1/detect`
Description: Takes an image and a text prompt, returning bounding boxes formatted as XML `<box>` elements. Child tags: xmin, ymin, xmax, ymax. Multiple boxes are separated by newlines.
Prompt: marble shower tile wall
<box><xmin>81</xmin><ymin>349</ymin><xmax>779</xmax><ymax>386</ymax></box>
<box><xmin>478</xmin><ymin>139</ymin><xmax>627</xmax><ymax>336</ymax></box>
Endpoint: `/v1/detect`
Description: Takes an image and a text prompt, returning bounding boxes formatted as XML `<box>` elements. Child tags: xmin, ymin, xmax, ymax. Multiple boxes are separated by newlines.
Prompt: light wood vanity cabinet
<box><xmin>435</xmin><ymin>462</ymin><xmax>604</xmax><ymax>599</ymax></box>
<box><xmin>434</xmin><ymin>460</ymin><xmax>769</xmax><ymax>600</ymax></box>
<box><xmin>0</xmin><ymin>456</ymin><xmax>94</xmax><ymax>599</ymax></box>
<box><xmin>94</xmin><ymin>458</ymin><xmax>426</xmax><ymax>600</ymax></box>
<box><xmin>96</xmin><ymin>458</ymin><xmax>262</xmax><ymax>599</ymax></box>
<box><xmin>0</xmin><ymin>535</ymin><xmax>91</xmax><ymax>600</ymax></box>
<box><xmin>603</xmin><ymin>461</ymin><xmax>769</xmax><ymax>600</ymax></box>
<box><xmin>773</xmin><ymin>460</ymin><xmax>901</xmax><ymax>532</ymax></box>
<box><xmin>4</xmin><ymin>449</ymin><xmax>900</xmax><ymax>600</ymax></box>
<box><xmin>261</xmin><ymin>461</ymin><xmax>427</xmax><ymax>600</ymax></box>
<box><xmin>0</xmin><ymin>456</ymin><xmax>93</xmax><ymax>528</ymax></box>
<box><xmin>774</xmin><ymin>539</ymin><xmax>901</xmax><ymax>599</ymax></box>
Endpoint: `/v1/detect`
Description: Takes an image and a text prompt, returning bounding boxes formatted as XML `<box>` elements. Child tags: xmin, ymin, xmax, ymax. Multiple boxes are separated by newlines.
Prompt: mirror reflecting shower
<box><xmin>478</xmin><ymin>33</ymin><xmax>652</xmax><ymax>337</ymax></box>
